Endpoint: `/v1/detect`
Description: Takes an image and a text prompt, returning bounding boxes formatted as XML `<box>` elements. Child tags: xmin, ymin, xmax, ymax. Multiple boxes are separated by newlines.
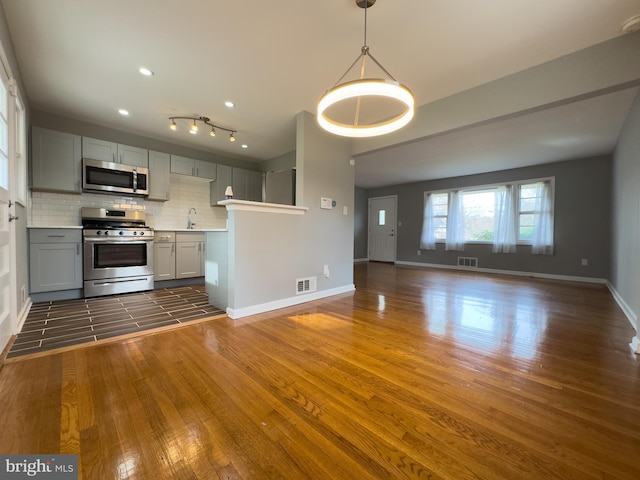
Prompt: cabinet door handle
<box><xmin>171</xmin><ymin>244</ymin><xmax>174</xmax><ymax>254</ymax></box>
<box><xmin>113</xmin><ymin>152</ymin><xmax>116</xmax><ymax>163</ymax></box>
<box><xmin>77</xmin><ymin>244</ymin><xmax>80</xmax><ymax>255</ymax></box>
<box><xmin>47</xmin><ymin>235</ymin><xmax>65</xmax><ymax>238</ymax></box>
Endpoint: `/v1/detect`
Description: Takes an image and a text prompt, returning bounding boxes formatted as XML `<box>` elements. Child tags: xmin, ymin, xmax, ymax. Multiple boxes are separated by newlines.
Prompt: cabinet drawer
<box><xmin>155</xmin><ymin>231</ymin><xmax>175</xmax><ymax>243</ymax></box>
<box><xmin>30</xmin><ymin>229</ymin><xmax>82</xmax><ymax>244</ymax></box>
<box><xmin>176</xmin><ymin>232</ymin><xmax>205</xmax><ymax>243</ymax></box>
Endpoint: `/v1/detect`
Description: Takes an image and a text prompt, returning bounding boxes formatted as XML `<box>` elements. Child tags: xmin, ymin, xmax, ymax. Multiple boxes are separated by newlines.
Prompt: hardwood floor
<box><xmin>0</xmin><ymin>263</ymin><xmax>638</xmax><ymax>479</ymax></box>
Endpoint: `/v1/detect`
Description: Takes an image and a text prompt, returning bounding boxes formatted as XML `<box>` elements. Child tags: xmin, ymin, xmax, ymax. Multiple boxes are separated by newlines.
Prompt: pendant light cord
<box><xmin>363</xmin><ymin>0</ymin><xmax>368</xmax><ymax>48</ymax></box>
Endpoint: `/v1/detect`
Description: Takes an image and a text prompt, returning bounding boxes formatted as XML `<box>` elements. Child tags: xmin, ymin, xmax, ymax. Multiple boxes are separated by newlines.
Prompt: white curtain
<box><xmin>493</xmin><ymin>184</ymin><xmax>517</xmax><ymax>253</ymax></box>
<box><xmin>445</xmin><ymin>191</ymin><xmax>465</xmax><ymax>251</ymax></box>
<box><xmin>419</xmin><ymin>193</ymin><xmax>437</xmax><ymax>250</ymax></box>
<box><xmin>531</xmin><ymin>181</ymin><xmax>554</xmax><ymax>255</ymax></box>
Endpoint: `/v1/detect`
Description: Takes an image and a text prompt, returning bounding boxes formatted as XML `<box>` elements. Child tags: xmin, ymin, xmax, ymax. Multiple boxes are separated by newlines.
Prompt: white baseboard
<box><xmin>606</xmin><ymin>281</ymin><xmax>638</xmax><ymax>331</ymax></box>
<box><xmin>354</xmin><ymin>258</ymin><xmax>369</xmax><ymax>263</ymax></box>
<box><xmin>631</xmin><ymin>336</ymin><xmax>640</xmax><ymax>354</ymax></box>
<box><xmin>15</xmin><ymin>298</ymin><xmax>32</xmax><ymax>333</ymax></box>
<box><xmin>227</xmin><ymin>284</ymin><xmax>356</xmax><ymax>319</ymax></box>
<box><xmin>395</xmin><ymin>260</ymin><xmax>608</xmax><ymax>285</ymax></box>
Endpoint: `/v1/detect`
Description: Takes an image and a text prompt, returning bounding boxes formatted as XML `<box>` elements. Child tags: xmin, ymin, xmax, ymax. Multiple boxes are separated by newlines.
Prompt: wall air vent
<box><xmin>296</xmin><ymin>276</ymin><xmax>317</xmax><ymax>295</ymax></box>
<box><xmin>457</xmin><ymin>256</ymin><xmax>478</xmax><ymax>268</ymax></box>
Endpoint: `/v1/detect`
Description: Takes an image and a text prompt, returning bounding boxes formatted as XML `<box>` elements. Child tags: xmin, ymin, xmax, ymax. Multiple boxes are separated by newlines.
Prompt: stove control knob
<box><xmin>96</xmin><ymin>230</ymin><xmax>102</xmax><ymax>235</ymax></box>
<box><xmin>104</xmin><ymin>230</ymin><xmax>109</xmax><ymax>235</ymax></box>
<box><xmin>119</xmin><ymin>231</ymin><xmax>124</xmax><ymax>236</ymax></box>
<box><xmin>140</xmin><ymin>231</ymin><xmax>144</xmax><ymax>236</ymax></box>
<box><xmin>133</xmin><ymin>231</ymin><xmax>137</xmax><ymax>235</ymax></box>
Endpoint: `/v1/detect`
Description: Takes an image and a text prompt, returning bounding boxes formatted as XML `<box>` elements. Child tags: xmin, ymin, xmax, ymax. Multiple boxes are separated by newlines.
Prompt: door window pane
<box><xmin>378</xmin><ymin>209</ymin><xmax>386</xmax><ymax>226</ymax></box>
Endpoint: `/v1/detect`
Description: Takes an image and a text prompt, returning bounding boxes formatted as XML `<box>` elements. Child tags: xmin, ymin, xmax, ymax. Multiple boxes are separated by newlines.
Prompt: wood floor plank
<box><xmin>0</xmin><ymin>263</ymin><xmax>638</xmax><ymax>479</ymax></box>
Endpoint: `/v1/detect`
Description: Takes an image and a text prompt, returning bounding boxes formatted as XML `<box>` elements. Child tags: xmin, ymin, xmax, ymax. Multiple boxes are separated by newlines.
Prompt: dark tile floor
<box><xmin>7</xmin><ymin>285</ymin><xmax>225</xmax><ymax>359</ymax></box>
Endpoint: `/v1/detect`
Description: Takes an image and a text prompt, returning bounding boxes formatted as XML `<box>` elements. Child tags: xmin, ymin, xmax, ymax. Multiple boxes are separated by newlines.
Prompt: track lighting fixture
<box><xmin>317</xmin><ymin>0</ymin><xmax>414</xmax><ymax>137</ymax></box>
<box><xmin>168</xmin><ymin>115</ymin><xmax>237</xmax><ymax>142</ymax></box>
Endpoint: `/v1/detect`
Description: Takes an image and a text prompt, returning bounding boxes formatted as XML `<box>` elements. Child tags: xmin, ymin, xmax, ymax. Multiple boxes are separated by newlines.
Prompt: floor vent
<box><xmin>457</xmin><ymin>256</ymin><xmax>478</xmax><ymax>268</ymax></box>
<box><xmin>296</xmin><ymin>276</ymin><xmax>317</xmax><ymax>295</ymax></box>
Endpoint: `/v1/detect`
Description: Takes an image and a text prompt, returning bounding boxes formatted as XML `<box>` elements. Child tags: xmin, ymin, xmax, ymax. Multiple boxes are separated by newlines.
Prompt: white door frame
<box><xmin>367</xmin><ymin>195</ymin><xmax>397</xmax><ymax>262</ymax></box>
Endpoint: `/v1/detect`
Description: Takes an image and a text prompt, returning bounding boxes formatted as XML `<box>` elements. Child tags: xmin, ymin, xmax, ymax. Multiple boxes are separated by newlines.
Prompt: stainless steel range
<box><xmin>81</xmin><ymin>207</ymin><xmax>154</xmax><ymax>297</ymax></box>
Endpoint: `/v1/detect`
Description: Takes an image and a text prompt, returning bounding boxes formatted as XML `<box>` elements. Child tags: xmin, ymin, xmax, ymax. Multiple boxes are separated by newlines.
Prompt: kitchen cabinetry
<box><xmin>31</xmin><ymin>127</ymin><xmax>82</xmax><ymax>193</ymax></box>
<box><xmin>210</xmin><ymin>164</ymin><xmax>233</xmax><ymax>205</ymax></box>
<box><xmin>234</xmin><ymin>167</ymin><xmax>263</xmax><ymax>202</ymax></box>
<box><xmin>176</xmin><ymin>232</ymin><xmax>205</xmax><ymax>278</ymax></box>
<box><xmin>210</xmin><ymin>165</ymin><xmax>263</xmax><ymax>204</ymax></box>
<box><xmin>170</xmin><ymin>155</ymin><xmax>216</xmax><ymax>179</ymax></box>
<box><xmin>29</xmin><ymin>228</ymin><xmax>83</xmax><ymax>293</ymax></box>
<box><xmin>153</xmin><ymin>231</ymin><xmax>176</xmax><ymax>281</ymax></box>
<box><xmin>148</xmin><ymin>151</ymin><xmax>171</xmax><ymax>201</ymax></box>
<box><xmin>82</xmin><ymin>137</ymin><xmax>149</xmax><ymax>168</ymax></box>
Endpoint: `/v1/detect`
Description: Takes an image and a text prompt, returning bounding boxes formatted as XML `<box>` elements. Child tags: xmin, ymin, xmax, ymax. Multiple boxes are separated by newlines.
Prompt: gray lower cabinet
<box><xmin>176</xmin><ymin>232</ymin><xmax>205</xmax><ymax>278</ymax></box>
<box><xmin>31</xmin><ymin>127</ymin><xmax>82</xmax><ymax>193</ymax></box>
<box><xmin>153</xmin><ymin>231</ymin><xmax>176</xmax><ymax>280</ymax></box>
<box><xmin>148</xmin><ymin>151</ymin><xmax>171</xmax><ymax>201</ymax></box>
<box><xmin>29</xmin><ymin>229</ymin><xmax>83</xmax><ymax>293</ymax></box>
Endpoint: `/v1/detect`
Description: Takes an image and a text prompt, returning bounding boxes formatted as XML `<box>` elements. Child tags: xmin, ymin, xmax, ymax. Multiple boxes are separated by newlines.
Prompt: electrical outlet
<box><xmin>323</xmin><ymin>264</ymin><xmax>330</xmax><ymax>278</ymax></box>
<box><xmin>581</xmin><ymin>258</ymin><xmax>588</xmax><ymax>266</ymax></box>
<box><xmin>417</xmin><ymin>250</ymin><xmax>421</xmax><ymax>256</ymax></box>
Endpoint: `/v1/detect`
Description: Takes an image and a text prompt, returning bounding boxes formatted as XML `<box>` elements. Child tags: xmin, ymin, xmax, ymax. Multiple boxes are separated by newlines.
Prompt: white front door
<box><xmin>368</xmin><ymin>196</ymin><xmax>397</xmax><ymax>262</ymax></box>
<box><xmin>0</xmin><ymin>74</ymin><xmax>13</xmax><ymax>351</ymax></box>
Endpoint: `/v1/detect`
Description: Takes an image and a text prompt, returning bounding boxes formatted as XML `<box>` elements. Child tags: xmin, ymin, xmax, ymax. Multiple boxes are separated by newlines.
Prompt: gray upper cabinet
<box><xmin>82</xmin><ymin>137</ymin><xmax>149</xmax><ymax>168</ymax></box>
<box><xmin>210</xmin><ymin>164</ymin><xmax>233</xmax><ymax>205</ymax></box>
<box><xmin>148</xmin><ymin>151</ymin><xmax>171</xmax><ymax>201</ymax></box>
<box><xmin>210</xmin><ymin>165</ymin><xmax>263</xmax><ymax>204</ymax></box>
<box><xmin>170</xmin><ymin>155</ymin><xmax>216</xmax><ymax>179</ymax></box>
<box><xmin>31</xmin><ymin>127</ymin><xmax>82</xmax><ymax>193</ymax></box>
<box><xmin>233</xmin><ymin>167</ymin><xmax>263</xmax><ymax>202</ymax></box>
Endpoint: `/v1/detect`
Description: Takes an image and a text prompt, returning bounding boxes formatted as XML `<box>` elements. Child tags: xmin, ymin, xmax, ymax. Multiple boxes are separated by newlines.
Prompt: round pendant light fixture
<box><xmin>317</xmin><ymin>0</ymin><xmax>415</xmax><ymax>137</ymax></box>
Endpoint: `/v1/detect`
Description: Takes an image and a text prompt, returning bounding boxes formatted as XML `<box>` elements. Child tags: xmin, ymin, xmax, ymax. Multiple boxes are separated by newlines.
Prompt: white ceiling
<box><xmin>2</xmin><ymin>0</ymin><xmax>639</xmax><ymax>188</ymax></box>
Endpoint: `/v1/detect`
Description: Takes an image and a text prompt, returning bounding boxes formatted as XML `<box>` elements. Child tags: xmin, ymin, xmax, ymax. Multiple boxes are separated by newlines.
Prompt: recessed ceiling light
<box><xmin>138</xmin><ymin>67</ymin><xmax>154</xmax><ymax>76</ymax></box>
<box><xmin>118</xmin><ymin>109</ymin><xmax>129</xmax><ymax>116</ymax></box>
<box><xmin>241</xmin><ymin>144</ymin><xmax>248</xmax><ymax>149</ymax></box>
<box><xmin>224</xmin><ymin>101</ymin><xmax>235</xmax><ymax>108</ymax></box>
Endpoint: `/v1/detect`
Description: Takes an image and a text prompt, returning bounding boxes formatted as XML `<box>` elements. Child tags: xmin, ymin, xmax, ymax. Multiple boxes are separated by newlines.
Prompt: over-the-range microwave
<box><xmin>82</xmin><ymin>158</ymin><xmax>149</xmax><ymax>196</ymax></box>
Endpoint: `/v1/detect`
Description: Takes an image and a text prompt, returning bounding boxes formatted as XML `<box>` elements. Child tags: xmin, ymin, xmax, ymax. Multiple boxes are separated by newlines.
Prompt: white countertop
<box><xmin>157</xmin><ymin>228</ymin><xmax>227</xmax><ymax>232</ymax></box>
<box><xmin>28</xmin><ymin>225</ymin><xmax>227</xmax><ymax>232</ymax></box>
<box><xmin>28</xmin><ymin>225</ymin><xmax>83</xmax><ymax>229</ymax></box>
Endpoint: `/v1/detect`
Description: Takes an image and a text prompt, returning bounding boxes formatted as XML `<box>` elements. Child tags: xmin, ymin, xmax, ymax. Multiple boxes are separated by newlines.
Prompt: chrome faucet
<box><xmin>187</xmin><ymin>207</ymin><xmax>197</xmax><ymax>229</ymax></box>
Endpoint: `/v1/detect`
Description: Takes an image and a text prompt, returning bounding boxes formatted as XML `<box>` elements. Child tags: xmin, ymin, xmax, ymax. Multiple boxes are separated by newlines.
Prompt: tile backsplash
<box><xmin>30</xmin><ymin>173</ymin><xmax>228</xmax><ymax>229</ymax></box>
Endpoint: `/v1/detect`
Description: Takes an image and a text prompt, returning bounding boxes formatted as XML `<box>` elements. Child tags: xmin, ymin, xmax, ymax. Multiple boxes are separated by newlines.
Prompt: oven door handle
<box><xmin>83</xmin><ymin>238</ymin><xmax>153</xmax><ymax>243</ymax></box>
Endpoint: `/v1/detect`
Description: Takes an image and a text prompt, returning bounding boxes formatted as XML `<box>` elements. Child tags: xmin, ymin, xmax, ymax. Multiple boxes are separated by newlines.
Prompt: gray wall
<box><xmin>224</xmin><ymin>110</ymin><xmax>354</xmax><ymax>315</ymax></box>
<box><xmin>360</xmin><ymin>155</ymin><xmax>612</xmax><ymax>279</ymax></box>
<box><xmin>263</xmin><ymin>150</ymin><xmax>295</xmax><ymax>173</ymax></box>
<box><xmin>611</xmin><ymin>91</ymin><xmax>640</xmax><ymax>329</ymax></box>
<box><xmin>354</xmin><ymin>187</ymin><xmax>368</xmax><ymax>259</ymax></box>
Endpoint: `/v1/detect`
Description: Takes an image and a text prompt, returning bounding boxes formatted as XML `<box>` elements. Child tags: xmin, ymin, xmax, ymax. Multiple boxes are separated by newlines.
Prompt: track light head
<box><xmin>167</xmin><ymin>116</ymin><xmax>240</xmax><ymax>145</ymax></box>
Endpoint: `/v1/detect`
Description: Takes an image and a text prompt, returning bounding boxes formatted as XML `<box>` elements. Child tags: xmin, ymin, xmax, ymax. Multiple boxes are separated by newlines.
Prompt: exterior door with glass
<box><xmin>368</xmin><ymin>196</ymin><xmax>397</xmax><ymax>262</ymax></box>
